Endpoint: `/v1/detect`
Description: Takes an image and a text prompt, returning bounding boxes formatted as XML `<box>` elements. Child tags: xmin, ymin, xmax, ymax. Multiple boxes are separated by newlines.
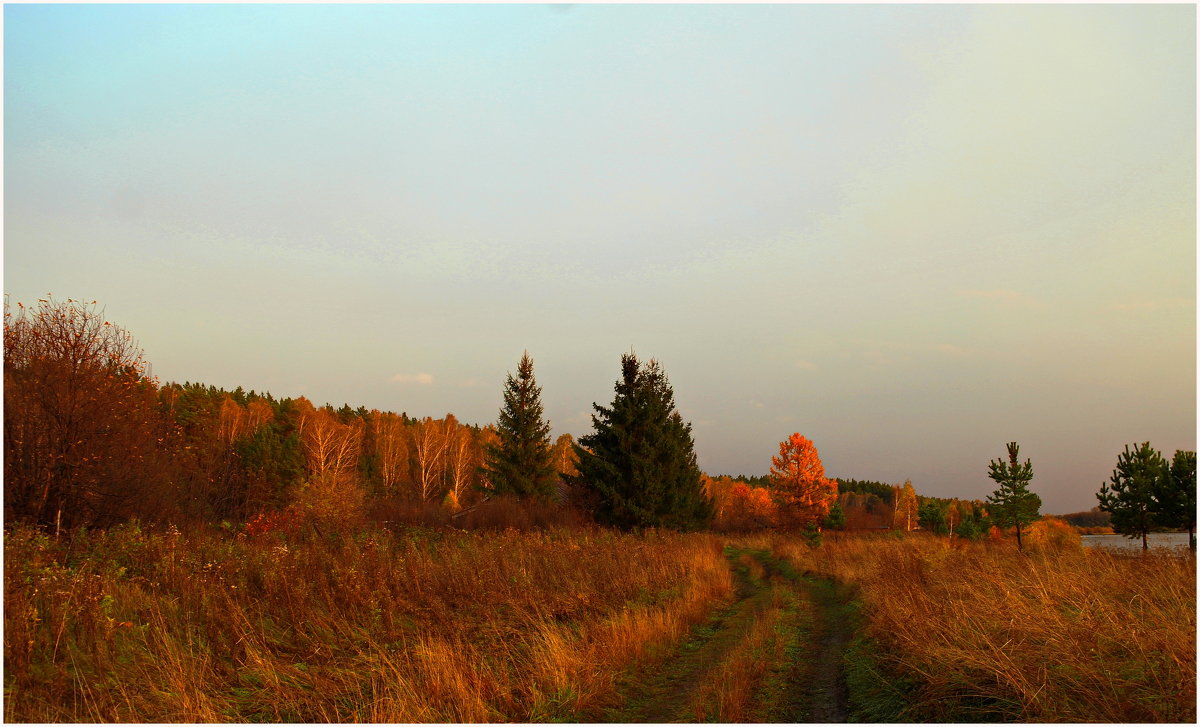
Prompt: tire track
<box><xmin>603</xmin><ymin>546</ymin><xmax>852</xmax><ymax>723</ymax></box>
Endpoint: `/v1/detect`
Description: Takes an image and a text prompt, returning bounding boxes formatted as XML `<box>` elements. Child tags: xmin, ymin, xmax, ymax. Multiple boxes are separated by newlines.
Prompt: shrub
<box><xmin>1024</xmin><ymin>517</ymin><xmax>1082</xmax><ymax>553</ymax></box>
<box><xmin>295</xmin><ymin>475</ymin><xmax>366</xmax><ymax>534</ymax></box>
<box><xmin>244</xmin><ymin>506</ymin><xmax>303</xmax><ymax>538</ymax></box>
<box><xmin>456</xmin><ymin>496</ymin><xmax>585</xmax><ymax>531</ymax></box>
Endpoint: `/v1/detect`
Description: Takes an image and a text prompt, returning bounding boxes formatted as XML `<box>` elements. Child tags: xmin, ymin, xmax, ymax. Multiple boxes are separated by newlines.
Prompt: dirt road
<box><xmin>604</xmin><ymin>546</ymin><xmax>853</xmax><ymax>723</ymax></box>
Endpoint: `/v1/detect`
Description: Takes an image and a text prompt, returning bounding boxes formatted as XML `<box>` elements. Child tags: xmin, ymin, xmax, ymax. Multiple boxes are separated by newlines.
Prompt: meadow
<box><xmin>774</xmin><ymin>530</ymin><xmax>1196</xmax><ymax>722</ymax></box>
<box><xmin>4</xmin><ymin>521</ymin><xmax>1195</xmax><ymax>723</ymax></box>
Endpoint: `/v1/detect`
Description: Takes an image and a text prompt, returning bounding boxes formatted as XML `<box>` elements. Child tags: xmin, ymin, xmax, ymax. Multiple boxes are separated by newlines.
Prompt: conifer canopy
<box><xmin>479</xmin><ymin>352</ymin><xmax>557</xmax><ymax>501</ymax></box>
<box><xmin>569</xmin><ymin>353</ymin><xmax>713</xmax><ymax>531</ymax></box>
<box><xmin>986</xmin><ymin>442</ymin><xmax>1041</xmax><ymax>550</ymax></box>
<box><xmin>1097</xmin><ymin>442</ymin><xmax>1169</xmax><ymax>550</ymax></box>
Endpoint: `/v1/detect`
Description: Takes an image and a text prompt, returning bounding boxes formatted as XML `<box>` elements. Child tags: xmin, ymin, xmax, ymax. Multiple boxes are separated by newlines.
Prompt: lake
<box><xmin>1081</xmin><ymin>532</ymin><xmax>1193</xmax><ymax>552</ymax></box>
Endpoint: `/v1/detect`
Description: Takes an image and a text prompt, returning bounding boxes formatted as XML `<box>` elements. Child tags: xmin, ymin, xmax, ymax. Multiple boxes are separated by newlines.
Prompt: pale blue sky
<box><xmin>5</xmin><ymin>4</ymin><xmax>1195</xmax><ymax>513</ymax></box>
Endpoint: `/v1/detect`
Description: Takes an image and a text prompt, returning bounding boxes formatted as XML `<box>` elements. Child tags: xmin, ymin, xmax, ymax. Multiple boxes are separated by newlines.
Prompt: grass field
<box><xmin>4</xmin><ymin>523</ymin><xmax>1194</xmax><ymax>722</ymax></box>
<box><xmin>775</xmin><ymin>531</ymin><xmax>1196</xmax><ymax>722</ymax></box>
<box><xmin>3</xmin><ymin>522</ymin><xmax>730</xmax><ymax>722</ymax></box>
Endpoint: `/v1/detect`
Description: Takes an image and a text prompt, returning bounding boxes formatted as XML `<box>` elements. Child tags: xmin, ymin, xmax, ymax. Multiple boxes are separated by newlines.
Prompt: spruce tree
<box><xmin>569</xmin><ymin>353</ymin><xmax>713</xmax><ymax>531</ymax></box>
<box><xmin>479</xmin><ymin>352</ymin><xmax>557</xmax><ymax>501</ymax></box>
<box><xmin>986</xmin><ymin>442</ymin><xmax>1041</xmax><ymax>550</ymax></box>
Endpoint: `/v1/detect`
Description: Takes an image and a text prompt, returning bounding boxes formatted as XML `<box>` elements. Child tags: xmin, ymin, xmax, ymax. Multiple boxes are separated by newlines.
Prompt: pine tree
<box><xmin>479</xmin><ymin>352</ymin><xmax>557</xmax><ymax>501</ymax></box>
<box><xmin>823</xmin><ymin>501</ymin><xmax>846</xmax><ymax>531</ymax></box>
<box><xmin>568</xmin><ymin>353</ymin><xmax>713</xmax><ymax>531</ymax></box>
<box><xmin>1160</xmin><ymin>450</ymin><xmax>1197</xmax><ymax>551</ymax></box>
<box><xmin>1097</xmin><ymin>442</ymin><xmax>1168</xmax><ymax>550</ymax></box>
<box><xmin>987</xmin><ymin>442</ymin><xmax>1041</xmax><ymax>550</ymax></box>
<box><xmin>918</xmin><ymin>499</ymin><xmax>948</xmax><ymax>535</ymax></box>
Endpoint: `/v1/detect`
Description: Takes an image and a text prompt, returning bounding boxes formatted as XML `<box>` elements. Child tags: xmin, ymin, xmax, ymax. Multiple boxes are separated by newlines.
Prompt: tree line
<box><xmin>4</xmin><ymin>298</ymin><xmax>718</xmax><ymax>532</ymax></box>
<box><xmin>7</xmin><ymin>296</ymin><xmax>1193</xmax><ymax>546</ymax></box>
<box><xmin>4</xmin><ymin>298</ymin><xmax>583</xmax><ymax>529</ymax></box>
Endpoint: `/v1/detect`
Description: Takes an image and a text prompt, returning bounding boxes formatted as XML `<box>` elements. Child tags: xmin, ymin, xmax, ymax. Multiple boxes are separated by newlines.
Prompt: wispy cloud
<box><xmin>958</xmin><ymin>289</ymin><xmax>1035</xmax><ymax>305</ymax></box>
<box><xmin>457</xmin><ymin>377</ymin><xmax>485</xmax><ymax>388</ymax></box>
<box><xmin>934</xmin><ymin>343</ymin><xmax>971</xmax><ymax>357</ymax></box>
<box><xmin>795</xmin><ymin>359</ymin><xmax>818</xmax><ymax>370</ymax></box>
<box><xmin>564</xmin><ymin>410</ymin><xmax>593</xmax><ymax>427</ymax></box>
<box><xmin>391</xmin><ymin>372</ymin><xmax>434</xmax><ymax>385</ymax></box>
<box><xmin>1109</xmin><ymin>297</ymin><xmax>1191</xmax><ymax>312</ymax></box>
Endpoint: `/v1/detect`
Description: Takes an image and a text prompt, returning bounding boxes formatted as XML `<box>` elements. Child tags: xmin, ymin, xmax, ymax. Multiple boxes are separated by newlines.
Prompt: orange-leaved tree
<box><xmin>768</xmin><ymin>433</ymin><xmax>838</xmax><ymax>530</ymax></box>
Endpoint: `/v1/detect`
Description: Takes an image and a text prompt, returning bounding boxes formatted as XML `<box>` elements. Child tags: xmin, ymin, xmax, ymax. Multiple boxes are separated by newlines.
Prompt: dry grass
<box><xmin>775</xmin><ymin>531</ymin><xmax>1196</xmax><ymax>722</ymax></box>
<box><xmin>689</xmin><ymin>591</ymin><xmax>790</xmax><ymax>722</ymax></box>
<box><xmin>4</xmin><ymin>522</ymin><xmax>732</xmax><ymax>722</ymax></box>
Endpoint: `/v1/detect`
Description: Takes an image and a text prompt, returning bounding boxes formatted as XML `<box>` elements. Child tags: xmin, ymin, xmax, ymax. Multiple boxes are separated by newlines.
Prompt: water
<box><xmin>1080</xmin><ymin>532</ymin><xmax>1193</xmax><ymax>552</ymax></box>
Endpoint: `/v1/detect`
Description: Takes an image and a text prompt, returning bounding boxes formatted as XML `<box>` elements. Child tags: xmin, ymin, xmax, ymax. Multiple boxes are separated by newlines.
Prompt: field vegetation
<box><xmin>3</xmin><ymin>522</ymin><xmax>731</xmax><ymax>722</ymax></box>
<box><xmin>774</xmin><ymin>530</ymin><xmax>1196</xmax><ymax>722</ymax></box>
<box><xmin>6</xmin><ymin>520</ymin><xmax>1193</xmax><ymax>723</ymax></box>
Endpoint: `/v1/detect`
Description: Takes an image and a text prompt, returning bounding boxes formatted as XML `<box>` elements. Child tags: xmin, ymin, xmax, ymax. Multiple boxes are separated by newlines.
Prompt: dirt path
<box><xmin>603</xmin><ymin>546</ymin><xmax>853</xmax><ymax>723</ymax></box>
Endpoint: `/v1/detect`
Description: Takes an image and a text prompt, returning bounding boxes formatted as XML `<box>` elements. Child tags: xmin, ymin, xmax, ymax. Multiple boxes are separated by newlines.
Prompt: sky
<box><xmin>4</xmin><ymin>3</ymin><xmax>1195</xmax><ymax>514</ymax></box>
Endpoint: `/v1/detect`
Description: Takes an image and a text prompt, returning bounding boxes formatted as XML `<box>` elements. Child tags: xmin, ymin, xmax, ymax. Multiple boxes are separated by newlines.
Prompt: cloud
<box><xmin>564</xmin><ymin>410</ymin><xmax>593</xmax><ymax>427</ymax></box>
<box><xmin>457</xmin><ymin>377</ymin><xmax>485</xmax><ymax>388</ymax></box>
<box><xmin>391</xmin><ymin>372</ymin><xmax>434</xmax><ymax>385</ymax></box>
<box><xmin>958</xmin><ymin>289</ymin><xmax>1034</xmax><ymax>305</ymax></box>
<box><xmin>934</xmin><ymin>343</ymin><xmax>971</xmax><ymax>357</ymax></box>
<box><xmin>795</xmin><ymin>359</ymin><xmax>818</xmax><ymax>370</ymax></box>
<box><xmin>1109</xmin><ymin>297</ymin><xmax>1191</xmax><ymax>312</ymax></box>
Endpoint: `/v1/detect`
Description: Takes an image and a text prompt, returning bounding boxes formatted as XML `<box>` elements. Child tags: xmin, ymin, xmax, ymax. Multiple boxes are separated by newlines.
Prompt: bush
<box><xmin>456</xmin><ymin>496</ymin><xmax>585</xmax><ymax>531</ymax></box>
<box><xmin>954</xmin><ymin>518</ymin><xmax>985</xmax><ymax>541</ymax></box>
<box><xmin>244</xmin><ymin>506</ymin><xmax>303</xmax><ymax>539</ymax></box>
<box><xmin>366</xmin><ymin>496</ymin><xmax>452</xmax><ymax>528</ymax></box>
<box><xmin>294</xmin><ymin>475</ymin><xmax>366</xmax><ymax>534</ymax></box>
<box><xmin>1024</xmin><ymin>517</ymin><xmax>1082</xmax><ymax>553</ymax></box>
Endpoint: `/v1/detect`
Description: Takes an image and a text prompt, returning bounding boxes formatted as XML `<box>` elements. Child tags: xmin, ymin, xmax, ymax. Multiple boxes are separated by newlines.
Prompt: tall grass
<box><xmin>4</xmin><ymin>522</ymin><xmax>732</xmax><ymax>722</ymax></box>
<box><xmin>776</xmin><ymin>532</ymin><xmax>1196</xmax><ymax>722</ymax></box>
<box><xmin>689</xmin><ymin>591</ymin><xmax>792</xmax><ymax>722</ymax></box>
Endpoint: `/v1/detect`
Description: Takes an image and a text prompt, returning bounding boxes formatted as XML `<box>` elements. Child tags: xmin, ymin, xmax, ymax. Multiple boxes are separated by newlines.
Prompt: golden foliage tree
<box><xmin>768</xmin><ymin>433</ymin><xmax>838</xmax><ymax>529</ymax></box>
<box><xmin>369</xmin><ymin>410</ymin><xmax>410</xmax><ymax>497</ymax></box>
<box><xmin>444</xmin><ymin>421</ymin><xmax>481</xmax><ymax>511</ymax></box>
<box><xmin>893</xmin><ymin>480</ymin><xmax>918</xmax><ymax>532</ymax></box>
<box><xmin>4</xmin><ymin>297</ymin><xmax>171</xmax><ymax>528</ymax></box>
<box><xmin>411</xmin><ymin>415</ymin><xmax>453</xmax><ymax>502</ymax></box>
<box><xmin>297</xmin><ymin>403</ymin><xmax>363</xmax><ymax>481</ymax></box>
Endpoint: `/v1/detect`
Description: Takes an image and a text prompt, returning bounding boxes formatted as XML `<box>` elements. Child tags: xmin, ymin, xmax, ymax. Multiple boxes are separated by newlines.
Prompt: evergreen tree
<box><xmin>568</xmin><ymin>353</ymin><xmax>713</xmax><ymax>531</ymax></box>
<box><xmin>479</xmin><ymin>352</ymin><xmax>557</xmax><ymax>501</ymax></box>
<box><xmin>918</xmin><ymin>500</ymin><xmax>948</xmax><ymax>535</ymax></box>
<box><xmin>987</xmin><ymin>442</ymin><xmax>1041</xmax><ymax>550</ymax></box>
<box><xmin>823</xmin><ymin>501</ymin><xmax>846</xmax><ymax>531</ymax></box>
<box><xmin>1160</xmin><ymin>450</ymin><xmax>1197</xmax><ymax>551</ymax></box>
<box><xmin>1097</xmin><ymin>442</ymin><xmax>1169</xmax><ymax>550</ymax></box>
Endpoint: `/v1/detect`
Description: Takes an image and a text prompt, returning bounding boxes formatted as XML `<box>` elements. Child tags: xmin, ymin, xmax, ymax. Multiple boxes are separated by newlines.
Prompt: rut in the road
<box><xmin>605</xmin><ymin>547</ymin><xmax>853</xmax><ymax>723</ymax></box>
